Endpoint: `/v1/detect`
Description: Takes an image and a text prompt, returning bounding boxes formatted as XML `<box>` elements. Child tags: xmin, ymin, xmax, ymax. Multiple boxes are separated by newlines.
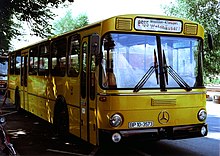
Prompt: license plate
<box><xmin>128</xmin><ymin>121</ymin><xmax>153</xmax><ymax>128</ymax></box>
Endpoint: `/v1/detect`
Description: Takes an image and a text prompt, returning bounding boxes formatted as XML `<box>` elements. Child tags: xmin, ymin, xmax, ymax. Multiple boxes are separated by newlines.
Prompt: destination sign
<box><xmin>135</xmin><ymin>17</ymin><xmax>182</xmax><ymax>33</ymax></box>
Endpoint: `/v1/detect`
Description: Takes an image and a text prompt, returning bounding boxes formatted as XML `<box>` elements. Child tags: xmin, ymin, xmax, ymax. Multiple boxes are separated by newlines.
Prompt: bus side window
<box><xmin>51</xmin><ymin>38</ymin><xmax>67</xmax><ymax>77</ymax></box>
<box><xmin>29</xmin><ymin>47</ymin><xmax>38</xmax><ymax>75</ymax></box>
<box><xmin>68</xmin><ymin>35</ymin><xmax>80</xmax><ymax>77</ymax></box>
<box><xmin>15</xmin><ymin>51</ymin><xmax>21</xmax><ymax>75</ymax></box>
<box><xmin>39</xmin><ymin>44</ymin><xmax>49</xmax><ymax>76</ymax></box>
<box><xmin>9</xmin><ymin>54</ymin><xmax>15</xmax><ymax>75</ymax></box>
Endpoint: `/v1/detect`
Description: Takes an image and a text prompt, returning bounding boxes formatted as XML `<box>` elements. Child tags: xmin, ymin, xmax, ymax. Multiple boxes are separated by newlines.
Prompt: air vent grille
<box><xmin>116</xmin><ymin>18</ymin><xmax>132</xmax><ymax>30</ymax></box>
<box><xmin>151</xmin><ymin>98</ymin><xmax>176</xmax><ymax>106</ymax></box>
<box><xmin>184</xmin><ymin>23</ymin><xmax>198</xmax><ymax>35</ymax></box>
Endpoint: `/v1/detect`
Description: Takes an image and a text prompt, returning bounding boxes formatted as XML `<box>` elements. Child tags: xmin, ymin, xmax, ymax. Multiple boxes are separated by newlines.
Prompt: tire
<box><xmin>53</xmin><ymin>96</ymin><xmax>69</xmax><ymax>139</ymax></box>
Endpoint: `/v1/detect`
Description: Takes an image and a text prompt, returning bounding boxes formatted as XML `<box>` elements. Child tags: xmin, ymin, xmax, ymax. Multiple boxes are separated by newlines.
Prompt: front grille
<box><xmin>151</xmin><ymin>98</ymin><xmax>176</xmax><ymax>106</ymax></box>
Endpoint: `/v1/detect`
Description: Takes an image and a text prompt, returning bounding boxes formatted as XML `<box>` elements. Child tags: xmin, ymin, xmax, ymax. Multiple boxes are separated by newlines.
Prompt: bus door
<box><xmin>80</xmin><ymin>34</ymin><xmax>99</xmax><ymax>145</ymax></box>
<box><xmin>21</xmin><ymin>52</ymin><xmax>29</xmax><ymax>111</ymax></box>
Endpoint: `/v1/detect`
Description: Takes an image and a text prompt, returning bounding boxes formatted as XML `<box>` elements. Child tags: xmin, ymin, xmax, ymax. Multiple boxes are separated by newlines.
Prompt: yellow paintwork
<box><xmin>97</xmin><ymin>89</ymin><xmax>206</xmax><ymax>129</ymax></box>
<box><xmin>101</xmin><ymin>14</ymin><xmax>204</xmax><ymax>39</ymax></box>
<box><xmin>25</xmin><ymin>75</ymin><xmax>81</xmax><ymax>122</ymax></box>
<box><xmin>8</xmin><ymin>75</ymin><xmax>20</xmax><ymax>104</ymax></box>
<box><xmin>7</xmin><ymin>14</ymin><xmax>206</xmax><ymax>145</ymax></box>
<box><xmin>69</xmin><ymin>106</ymin><xmax>80</xmax><ymax>137</ymax></box>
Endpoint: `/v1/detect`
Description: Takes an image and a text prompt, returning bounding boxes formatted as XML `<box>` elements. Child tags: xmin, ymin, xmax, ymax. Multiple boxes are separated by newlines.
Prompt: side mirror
<box><xmin>90</xmin><ymin>34</ymin><xmax>99</xmax><ymax>55</ymax></box>
<box><xmin>90</xmin><ymin>34</ymin><xmax>101</xmax><ymax>66</ymax></box>
<box><xmin>208</xmin><ymin>34</ymin><xmax>213</xmax><ymax>50</ymax></box>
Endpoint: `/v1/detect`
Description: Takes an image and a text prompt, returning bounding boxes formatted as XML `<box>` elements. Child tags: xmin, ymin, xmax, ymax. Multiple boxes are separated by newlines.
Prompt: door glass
<box><xmin>21</xmin><ymin>55</ymin><xmax>27</xmax><ymax>87</ymax></box>
<box><xmin>68</xmin><ymin>35</ymin><xmax>80</xmax><ymax>77</ymax></box>
<box><xmin>81</xmin><ymin>42</ymin><xmax>87</xmax><ymax>99</ymax></box>
<box><xmin>90</xmin><ymin>55</ymin><xmax>95</xmax><ymax>100</ymax></box>
<box><xmin>24</xmin><ymin>56</ymin><xmax>27</xmax><ymax>87</ymax></box>
<box><xmin>21</xmin><ymin>56</ymin><xmax>24</xmax><ymax>86</ymax></box>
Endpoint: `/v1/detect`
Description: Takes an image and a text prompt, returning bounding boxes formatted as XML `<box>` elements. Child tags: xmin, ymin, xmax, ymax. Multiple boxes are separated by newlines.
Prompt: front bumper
<box><xmin>99</xmin><ymin>124</ymin><xmax>208</xmax><ymax>143</ymax></box>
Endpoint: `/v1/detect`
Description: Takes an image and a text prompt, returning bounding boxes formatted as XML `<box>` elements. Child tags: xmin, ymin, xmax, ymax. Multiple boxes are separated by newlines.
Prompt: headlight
<box><xmin>198</xmin><ymin>109</ymin><xmax>207</xmax><ymax>121</ymax></box>
<box><xmin>0</xmin><ymin>116</ymin><xmax>6</xmax><ymax>124</ymax></box>
<box><xmin>109</xmin><ymin>113</ymin><xmax>123</xmax><ymax>127</ymax></box>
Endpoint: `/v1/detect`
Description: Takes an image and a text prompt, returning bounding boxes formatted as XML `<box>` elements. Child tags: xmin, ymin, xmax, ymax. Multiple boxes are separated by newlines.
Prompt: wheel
<box><xmin>53</xmin><ymin>96</ymin><xmax>69</xmax><ymax>139</ymax></box>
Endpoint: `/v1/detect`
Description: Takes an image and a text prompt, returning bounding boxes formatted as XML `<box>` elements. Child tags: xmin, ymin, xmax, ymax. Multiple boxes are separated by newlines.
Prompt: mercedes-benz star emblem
<box><xmin>158</xmin><ymin>110</ymin><xmax>170</xmax><ymax>124</ymax></box>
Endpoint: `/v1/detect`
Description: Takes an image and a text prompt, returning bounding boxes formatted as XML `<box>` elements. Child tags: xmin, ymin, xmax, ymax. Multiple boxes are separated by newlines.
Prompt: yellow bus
<box><xmin>7</xmin><ymin>14</ymin><xmax>210</xmax><ymax>145</ymax></box>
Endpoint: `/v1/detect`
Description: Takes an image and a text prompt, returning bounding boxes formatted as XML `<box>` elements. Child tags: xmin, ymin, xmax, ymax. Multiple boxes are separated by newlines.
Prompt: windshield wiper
<box><xmin>133</xmin><ymin>50</ymin><xmax>159</xmax><ymax>92</ymax></box>
<box><xmin>163</xmin><ymin>50</ymin><xmax>192</xmax><ymax>91</ymax></box>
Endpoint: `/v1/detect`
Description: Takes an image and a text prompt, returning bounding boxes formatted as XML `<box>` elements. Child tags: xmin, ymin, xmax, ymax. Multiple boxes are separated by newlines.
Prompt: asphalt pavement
<box><xmin>0</xmin><ymin>95</ymin><xmax>95</xmax><ymax>156</ymax></box>
<box><xmin>0</xmin><ymin>90</ymin><xmax>219</xmax><ymax>155</ymax></box>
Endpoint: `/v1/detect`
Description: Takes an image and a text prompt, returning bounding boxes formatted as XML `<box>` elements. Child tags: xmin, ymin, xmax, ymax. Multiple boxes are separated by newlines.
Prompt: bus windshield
<box><xmin>101</xmin><ymin>33</ymin><xmax>203</xmax><ymax>89</ymax></box>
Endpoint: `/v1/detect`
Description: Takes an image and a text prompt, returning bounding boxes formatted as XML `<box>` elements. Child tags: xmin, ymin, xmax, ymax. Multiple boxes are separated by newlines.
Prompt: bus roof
<box><xmin>12</xmin><ymin>14</ymin><xmax>202</xmax><ymax>52</ymax></box>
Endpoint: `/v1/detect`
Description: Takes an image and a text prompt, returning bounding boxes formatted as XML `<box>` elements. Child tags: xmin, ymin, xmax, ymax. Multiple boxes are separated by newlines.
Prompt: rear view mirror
<box><xmin>90</xmin><ymin>34</ymin><xmax>101</xmax><ymax>66</ymax></box>
<box><xmin>208</xmin><ymin>34</ymin><xmax>213</xmax><ymax>50</ymax></box>
<box><xmin>90</xmin><ymin>34</ymin><xmax>100</xmax><ymax>55</ymax></box>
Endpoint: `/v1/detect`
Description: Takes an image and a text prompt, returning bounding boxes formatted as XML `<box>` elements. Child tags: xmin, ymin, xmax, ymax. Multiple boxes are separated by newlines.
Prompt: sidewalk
<box><xmin>206</xmin><ymin>87</ymin><xmax>220</xmax><ymax>104</ymax></box>
<box><xmin>206</xmin><ymin>85</ymin><xmax>220</xmax><ymax>92</ymax></box>
<box><xmin>206</xmin><ymin>85</ymin><xmax>220</xmax><ymax>103</ymax></box>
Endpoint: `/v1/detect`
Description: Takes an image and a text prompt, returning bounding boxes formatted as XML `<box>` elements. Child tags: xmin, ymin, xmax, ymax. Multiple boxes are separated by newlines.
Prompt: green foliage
<box><xmin>205</xmin><ymin>76</ymin><xmax>220</xmax><ymax>85</ymax></box>
<box><xmin>53</xmin><ymin>11</ymin><xmax>89</xmax><ymax>35</ymax></box>
<box><xmin>163</xmin><ymin>0</ymin><xmax>220</xmax><ymax>77</ymax></box>
<box><xmin>0</xmin><ymin>0</ymin><xmax>20</xmax><ymax>51</ymax></box>
<box><xmin>0</xmin><ymin>0</ymin><xmax>73</xmax><ymax>52</ymax></box>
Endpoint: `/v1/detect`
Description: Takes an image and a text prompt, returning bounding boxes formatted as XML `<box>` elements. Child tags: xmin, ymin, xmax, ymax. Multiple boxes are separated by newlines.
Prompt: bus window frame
<box><xmin>29</xmin><ymin>46</ymin><xmax>39</xmax><ymax>75</ymax></box>
<box><xmin>51</xmin><ymin>38</ymin><xmax>67</xmax><ymax>77</ymax></box>
<box><xmin>100</xmin><ymin>32</ymin><xmax>204</xmax><ymax>90</ymax></box>
<box><xmin>67</xmin><ymin>34</ymin><xmax>80</xmax><ymax>77</ymax></box>
<box><xmin>81</xmin><ymin>41</ymin><xmax>87</xmax><ymax>99</ymax></box>
<box><xmin>15</xmin><ymin>51</ymin><xmax>21</xmax><ymax>75</ymax></box>
<box><xmin>20</xmin><ymin>53</ymin><xmax>28</xmax><ymax>87</ymax></box>
<box><xmin>9</xmin><ymin>53</ymin><xmax>15</xmax><ymax>75</ymax></box>
<box><xmin>38</xmin><ymin>44</ymin><xmax>50</xmax><ymax>76</ymax></box>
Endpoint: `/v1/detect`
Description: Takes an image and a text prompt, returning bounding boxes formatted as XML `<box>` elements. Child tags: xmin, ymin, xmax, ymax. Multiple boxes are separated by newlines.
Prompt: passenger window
<box><xmin>68</xmin><ymin>35</ymin><xmax>80</xmax><ymax>77</ymax></box>
<box><xmin>39</xmin><ymin>44</ymin><xmax>49</xmax><ymax>76</ymax></box>
<box><xmin>29</xmin><ymin>47</ymin><xmax>38</xmax><ymax>75</ymax></box>
<box><xmin>9</xmin><ymin>54</ymin><xmax>15</xmax><ymax>75</ymax></box>
<box><xmin>15</xmin><ymin>51</ymin><xmax>21</xmax><ymax>75</ymax></box>
<box><xmin>51</xmin><ymin>38</ymin><xmax>67</xmax><ymax>77</ymax></box>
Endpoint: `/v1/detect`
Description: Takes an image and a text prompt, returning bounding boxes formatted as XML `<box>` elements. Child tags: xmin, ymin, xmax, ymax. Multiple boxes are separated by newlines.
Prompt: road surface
<box><xmin>0</xmin><ymin>95</ymin><xmax>219</xmax><ymax>155</ymax></box>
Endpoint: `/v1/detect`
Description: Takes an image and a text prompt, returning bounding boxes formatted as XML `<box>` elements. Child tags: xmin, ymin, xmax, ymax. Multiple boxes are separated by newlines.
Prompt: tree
<box><xmin>53</xmin><ymin>11</ymin><xmax>89</xmax><ymax>35</ymax></box>
<box><xmin>163</xmin><ymin>0</ymin><xmax>220</xmax><ymax>77</ymax></box>
<box><xmin>0</xmin><ymin>0</ymin><xmax>74</xmax><ymax>51</ymax></box>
